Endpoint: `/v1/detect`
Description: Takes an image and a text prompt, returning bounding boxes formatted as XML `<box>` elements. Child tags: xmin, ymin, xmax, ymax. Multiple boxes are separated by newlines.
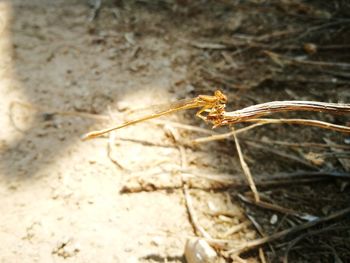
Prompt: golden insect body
<box><xmin>82</xmin><ymin>90</ymin><xmax>227</xmax><ymax>140</ymax></box>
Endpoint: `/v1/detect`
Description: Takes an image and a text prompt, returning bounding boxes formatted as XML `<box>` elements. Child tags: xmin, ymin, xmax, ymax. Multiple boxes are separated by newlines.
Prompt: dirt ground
<box><xmin>0</xmin><ymin>0</ymin><xmax>349</xmax><ymax>262</ymax></box>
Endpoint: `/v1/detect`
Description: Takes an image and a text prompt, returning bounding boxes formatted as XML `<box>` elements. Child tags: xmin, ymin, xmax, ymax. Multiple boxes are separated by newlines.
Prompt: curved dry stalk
<box><xmin>208</xmin><ymin>101</ymin><xmax>350</xmax><ymax>126</ymax></box>
<box><xmin>195</xmin><ymin>118</ymin><xmax>350</xmax><ymax>145</ymax></box>
<box><xmin>183</xmin><ymin>187</ymin><xmax>212</xmax><ymax>239</ymax></box>
<box><xmin>194</xmin><ymin>123</ymin><xmax>264</xmax><ymax>144</ymax></box>
<box><xmin>244</xmin><ymin>118</ymin><xmax>350</xmax><ymax>133</ymax></box>
<box><xmin>225</xmin><ymin>206</ymin><xmax>350</xmax><ymax>255</ymax></box>
<box><xmin>282</xmin><ymin>225</ymin><xmax>349</xmax><ymax>263</ymax></box>
<box><xmin>232</xmin><ymin>128</ymin><xmax>260</xmax><ymax>202</ymax></box>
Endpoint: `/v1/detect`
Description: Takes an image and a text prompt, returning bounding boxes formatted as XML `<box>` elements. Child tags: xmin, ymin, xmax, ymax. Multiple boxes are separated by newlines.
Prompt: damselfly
<box><xmin>82</xmin><ymin>90</ymin><xmax>227</xmax><ymax>140</ymax></box>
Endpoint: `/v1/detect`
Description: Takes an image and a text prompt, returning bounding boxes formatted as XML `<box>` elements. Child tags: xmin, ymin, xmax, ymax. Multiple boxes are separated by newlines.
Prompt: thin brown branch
<box><xmin>246</xmin><ymin>119</ymin><xmax>350</xmax><ymax>134</ymax></box>
<box><xmin>259</xmin><ymin>248</ymin><xmax>267</xmax><ymax>263</ymax></box>
<box><xmin>244</xmin><ymin>138</ymin><xmax>350</xmax><ymax>150</ymax></box>
<box><xmin>194</xmin><ymin>123</ymin><xmax>264</xmax><ymax>144</ymax></box>
<box><xmin>243</xmin><ymin>140</ymin><xmax>318</xmax><ymax>169</ymax></box>
<box><xmin>213</xmin><ymin>101</ymin><xmax>350</xmax><ymax>125</ymax></box>
<box><xmin>232</xmin><ymin>128</ymin><xmax>260</xmax><ymax>202</ymax></box>
<box><xmin>167</xmin><ymin>125</ymin><xmax>213</xmax><ymax>240</ymax></box>
<box><xmin>222</xmin><ymin>221</ymin><xmax>251</xmax><ymax>238</ymax></box>
<box><xmin>120</xmin><ymin>169</ymin><xmax>350</xmax><ymax>193</ymax></box>
<box><xmin>152</xmin><ymin>119</ymin><xmax>217</xmax><ymax>135</ymax></box>
<box><xmin>283</xmin><ymin>225</ymin><xmax>350</xmax><ymax>263</ymax></box>
<box><xmin>183</xmin><ymin>187</ymin><xmax>212</xmax><ymax>239</ymax></box>
<box><xmin>107</xmin><ymin>108</ymin><xmax>129</xmax><ymax>171</ymax></box>
<box><xmin>196</xmin><ymin>118</ymin><xmax>350</xmax><ymax>145</ymax></box>
<box><xmin>238</xmin><ymin>194</ymin><xmax>318</xmax><ymax>221</ymax></box>
<box><xmin>265</xmin><ymin>50</ymin><xmax>350</xmax><ymax>68</ymax></box>
<box><xmin>225</xmin><ymin>206</ymin><xmax>350</xmax><ymax>255</ymax></box>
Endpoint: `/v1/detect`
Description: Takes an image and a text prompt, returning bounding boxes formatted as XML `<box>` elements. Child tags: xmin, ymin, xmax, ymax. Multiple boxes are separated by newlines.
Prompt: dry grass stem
<box><xmin>245</xmin><ymin>138</ymin><xmax>350</xmax><ymax>150</ymax></box>
<box><xmin>107</xmin><ymin>130</ymin><xmax>129</xmax><ymax>171</ymax></box>
<box><xmin>208</xmin><ymin>101</ymin><xmax>350</xmax><ymax>128</ymax></box>
<box><xmin>232</xmin><ymin>128</ymin><xmax>260</xmax><ymax>202</ymax></box>
<box><xmin>282</xmin><ymin>225</ymin><xmax>350</xmax><ymax>263</ymax></box>
<box><xmin>259</xmin><ymin>248</ymin><xmax>267</xmax><ymax>263</ymax></box>
<box><xmin>238</xmin><ymin>194</ymin><xmax>317</xmax><ymax>221</ymax></box>
<box><xmin>152</xmin><ymin>119</ymin><xmax>217</xmax><ymax>135</ymax></box>
<box><xmin>246</xmin><ymin>118</ymin><xmax>350</xmax><ymax>134</ymax></box>
<box><xmin>166</xmin><ymin>125</ymin><xmax>215</xmax><ymax>246</ymax></box>
<box><xmin>245</xmin><ymin>213</ymin><xmax>277</xmax><ymax>256</ymax></box>
<box><xmin>107</xmin><ymin>109</ymin><xmax>129</xmax><ymax>171</ymax></box>
<box><xmin>265</xmin><ymin>50</ymin><xmax>350</xmax><ymax>68</ymax></box>
<box><xmin>245</xmin><ymin>214</ymin><xmax>268</xmax><ymax>243</ymax></box>
<box><xmin>324</xmin><ymin>138</ymin><xmax>350</xmax><ymax>171</ymax></box>
<box><xmin>231</xmin><ymin>255</ymin><xmax>248</xmax><ymax>263</ymax></box>
<box><xmin>194</xmin><ymin>123</ymin><xmax>264</xmax><ymax>144</ymax></box>
<box><xmin>183</xmin><ymin>187</ymin><xmax>212</xmax><ymax>239</ymax></box>
<box><xmin>195</xmin><ymin>118</ymin><xmax>350</xmax><ymax>145</ymax></box>
<box><xmin>120</xmin><ymin>170</ymin><xmax>350</xmax><ymax>193</ymax></box>
<box><xmin>226</xmin><ymin>206</ymin><xmax>350</xmax><ymax>255</ymax></box>
<box><xmin>243</xmin><ymin>140</ymin><xmax>318</xmax><ymax>169</ymax></box>
<box><xmin>222</xmin><ymin>221</ymin><xmax>251</xmax><ymax>238</ymax></box>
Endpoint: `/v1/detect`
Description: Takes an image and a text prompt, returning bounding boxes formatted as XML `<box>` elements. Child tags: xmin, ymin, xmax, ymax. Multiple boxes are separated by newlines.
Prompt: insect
<box><xmin>82</xmin><ymin>90</ymin><xmax>227</xmax><ymax>140</ymax></box>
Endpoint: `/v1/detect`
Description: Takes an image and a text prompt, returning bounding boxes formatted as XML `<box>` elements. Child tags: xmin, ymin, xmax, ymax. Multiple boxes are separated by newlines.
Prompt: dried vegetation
<box><xmin>80</xmin><ymin>1</ymin><xmax>350</xmax><ymax>261</ymax></box>
<box><xmin>7</xmin><ymin>0</ymin><xmax>350</xmax><ymax>262</ymax></box>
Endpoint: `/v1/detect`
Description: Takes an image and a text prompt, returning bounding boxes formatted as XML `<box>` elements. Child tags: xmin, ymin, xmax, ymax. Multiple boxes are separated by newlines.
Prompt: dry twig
<box><xmin>207</xmin><ymin>101</ymin><xmax>350</xmax><ymax>127</ymax></box>
<box><xmin>243</xmin><ymin>140</ymin><xmax>318</xmax><ymax>169</ymax></box>
<box><xmin>283</xmin><ymin>225</ymin><xmax>349</xmax><ymax>263</ymax></box>
<box><xmin>183</xmin><ymin>187</ymin><xmax>212</xmax><ymax>239</ymax></box>
<box><xmin>195</xmin><ymin>118</ymin><xmax>350</xmax><ymax>144</ymax></box>
<box><xmin>232</xmin><ymin>128</ymin><xmax>260</xmax><ymax>202</ymax></box>
<box><xmin>247</xmin><ymin>119</ymin><xmax>350</xmax><ymax>134</ymax></box>
<box><xmin>166</xmin><ymin>124</ymin><xmax>213</xmax><ymax>240</ymax></box>
<box><xmin>225</xmin><ymin>206</ymin><xmax>350</xmax><ymax>255</ymax></box>
<box><xmin>265</xmin><ymin>50</ymin><xmax>350</xmax><ymax>68</ymax></box>
<box><xmin>259</xmin><ymin>248</ymin><xmax>267</xmax><ymax>263</ymax></box>
<box><xmin>238</xmin><ymin>194</ymin><xmax>318</xmax><ymax>221</ymax></box>
<box><xmin>107</xmin><ymin>109</ymin><xmax>129</xmax><ymax>171</ymax></box>
<box><xmin>244</xmin><ymin>138</ymin><xmax>350</xmax><ymax>150</ymax></box>
<box><xmin>120</xmin><ymin>169</ymin><xmax>350</xmax><ymax>193</ymax></box>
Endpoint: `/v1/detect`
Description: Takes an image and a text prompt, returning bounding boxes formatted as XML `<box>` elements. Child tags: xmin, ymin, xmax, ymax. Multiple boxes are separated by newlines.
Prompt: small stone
<box><xmin>185</xmin><ymin>238</ymin><xmax>217</xmax><ymax>263</ymax></box>
<box><xmin>207</xmin><ymin>201</ymin><xmax>218</xmax><ymax>213</ymax></box>
<box><xmin>116</xmin><ymin>101</ymin><xmax>130</xmax><ymax>112</ymax></box>
<box><xmin>304</xmin><ymin>152</ymin><xmax>324</xmax><ymax>166</ymax></box>
<box><xmin>303</xmin><ymin>43</ymin><xmax>317</xmax><ymax>55</ymax></box>
<box><xmin>88</xmin><ymin>159</ymin><xmax>96</xmax><ymax>165</ymax></box>
<box><xmin>124</xmin><ymin>32</ymin><xmax>135</xmax><ymax>45</ymax></box>
<box><xmin>270</xmin><ymin>214</ymin><xmax>278</xmax><ymax>225</ymax></box>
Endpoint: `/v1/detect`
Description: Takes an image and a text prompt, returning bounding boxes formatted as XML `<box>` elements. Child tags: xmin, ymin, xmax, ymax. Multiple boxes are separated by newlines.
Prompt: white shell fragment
<box><xmin>185</xmin><ymin>238</ymin><xmax>218</xmax><ymax>263</ymax></box>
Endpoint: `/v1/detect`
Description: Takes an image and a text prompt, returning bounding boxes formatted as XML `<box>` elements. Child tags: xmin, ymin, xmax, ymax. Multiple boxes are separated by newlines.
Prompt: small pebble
<box><xmin>116</xmin><ymin>101</ymin><xmax>130</xmax><ymax>111</ymax></box>
<box><xmin>185</xmin><ymin>238</ymin><xmax>217</xmax><ymax>263</ymax></box>
<box><xmin>303</xmin><ymin>43</ymin><xmax>317</xmax><ymax>54</ymax></box>
<box><xmin>270</xmin><ymin>214</ymin><xmax>278</xmax><ymax>225</ymax></box>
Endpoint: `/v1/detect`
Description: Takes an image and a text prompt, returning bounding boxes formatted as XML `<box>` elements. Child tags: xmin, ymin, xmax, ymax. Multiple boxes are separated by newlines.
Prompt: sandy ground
<box><xmin>1</xmin><ymin>1</ymin><xmax>349</xmax><ymax>262</ymax></box>
<box><xmin>0</xmin><ymin>1</ymin><xmax>248</xmax><ymax>262</ymax></box>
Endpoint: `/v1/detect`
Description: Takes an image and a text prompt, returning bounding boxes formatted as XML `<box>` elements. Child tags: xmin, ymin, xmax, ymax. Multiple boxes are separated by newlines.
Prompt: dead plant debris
<box><xmin>5</xmin><ymin>0</ymin><xmax>350</xmax><ymax>262</ymax></box>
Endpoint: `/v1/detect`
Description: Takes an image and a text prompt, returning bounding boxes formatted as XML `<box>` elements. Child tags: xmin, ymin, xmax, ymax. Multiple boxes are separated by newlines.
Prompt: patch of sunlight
<box><xmin>0</xmin><ymin>2</ymin><xmax>37</xmax><ymax>145</ymax></box>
